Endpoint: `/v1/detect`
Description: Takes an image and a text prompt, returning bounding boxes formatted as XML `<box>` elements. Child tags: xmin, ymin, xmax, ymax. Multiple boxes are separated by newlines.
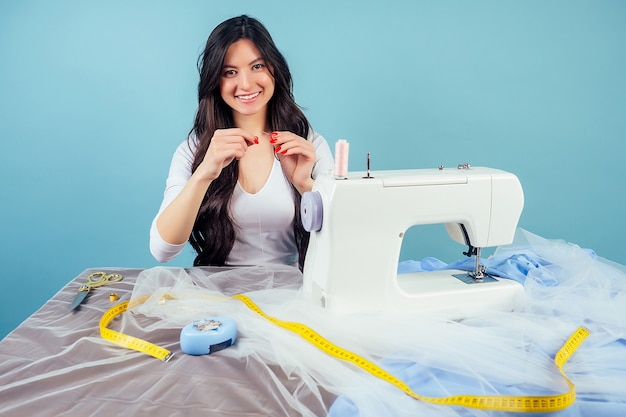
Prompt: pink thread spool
<box><xmin>334</xmin><ymin>139</ymin><xmax>349</xmax><ymax>179</ymax></box>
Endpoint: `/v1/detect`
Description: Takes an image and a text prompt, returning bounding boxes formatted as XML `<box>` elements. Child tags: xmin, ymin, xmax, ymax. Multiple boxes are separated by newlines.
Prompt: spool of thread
<box><xmin>334</xmin><ymin>139</ymin><xmax>349</xmax><ymax>178</ymax></box>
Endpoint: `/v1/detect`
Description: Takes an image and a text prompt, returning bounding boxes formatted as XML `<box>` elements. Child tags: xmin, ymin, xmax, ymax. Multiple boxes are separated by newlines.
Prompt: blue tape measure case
<box><xmin>180</xmin><ymin>317</ymin><xmax>237</xmax><ymax>355</ymax></box>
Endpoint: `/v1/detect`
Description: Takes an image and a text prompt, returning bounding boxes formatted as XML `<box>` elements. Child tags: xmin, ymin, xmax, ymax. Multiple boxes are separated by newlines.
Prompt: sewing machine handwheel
<box><xmin>301</xmin><ymin>191</ymin><xmax>323</xmax><ymax>232</ymax></box>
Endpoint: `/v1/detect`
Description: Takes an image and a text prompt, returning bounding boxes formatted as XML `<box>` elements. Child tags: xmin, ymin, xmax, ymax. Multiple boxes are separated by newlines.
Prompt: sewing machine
<box><xmin>301</xmin><ymin>165</ymin><xmax>525</xmax><ymax>318</ymax></box>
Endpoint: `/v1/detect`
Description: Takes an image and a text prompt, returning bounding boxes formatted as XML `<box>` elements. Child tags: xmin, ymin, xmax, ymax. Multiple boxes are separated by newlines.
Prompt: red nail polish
<box><xmin>270</xmin><ymin>138</ymin><xmax>277</xmax><ymax>144</ymax></box>
<box><xmin>274</xmin><ymin>146</ymin><xmax>281</xmax><ymax>153</ymax></box>
<box><xmin>280</xmin><ymin>149</ymin><xmax>288</xmax><ymax>155</ymax></box>
<box><xmin>253</xmin><ymin>136</ymin><xmax>259</xmax><ymax>144</ymax></box>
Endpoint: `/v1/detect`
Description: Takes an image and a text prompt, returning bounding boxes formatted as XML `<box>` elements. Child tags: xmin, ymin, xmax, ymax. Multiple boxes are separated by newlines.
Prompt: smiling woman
<box><xmin>2</xmin><ymin>0</ymin><xmax>625</xmax><ymax>346</ymax></box>
<box><xmin>149</xmin><ymin>15</ymin><xmax>334</xmax><ymax>270</ymax></box>
<box><xmin>220</xmin><ymin>40</ymin><xmax>275</xmax><ymax>118</ymax></box>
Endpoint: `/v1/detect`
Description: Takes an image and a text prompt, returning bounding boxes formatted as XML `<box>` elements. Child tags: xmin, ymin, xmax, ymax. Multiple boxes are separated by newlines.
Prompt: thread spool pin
<box><xmin>364</xmin><ymin>152</ymin><xmax>374</xmax><ymax>179</ymax></box>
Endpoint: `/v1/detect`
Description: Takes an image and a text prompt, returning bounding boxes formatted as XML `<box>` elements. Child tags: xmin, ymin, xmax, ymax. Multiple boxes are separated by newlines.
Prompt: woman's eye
<box><xmin>223</xmin><ymin>69</ymin><xmax>237</xmax><ymax>77</ymax></box>
<box><xmin>252</xmin><ymin>63</ymin><xmax>264</xmax><ymax>70</ymax></box>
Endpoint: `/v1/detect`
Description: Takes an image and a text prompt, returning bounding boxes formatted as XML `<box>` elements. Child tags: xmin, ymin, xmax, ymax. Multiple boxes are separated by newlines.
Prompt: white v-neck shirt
<box><xmin>228</xmin><ymin>158</ymin><xmax>298</xmax><ymax>265</ymax></box>
<box><xmin>150</xmin><ymin>130</ymin><xmax>334</xmax><ymax>265</ymax></box>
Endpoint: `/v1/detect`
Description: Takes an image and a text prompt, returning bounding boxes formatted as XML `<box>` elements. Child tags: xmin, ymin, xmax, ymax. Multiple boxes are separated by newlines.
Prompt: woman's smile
<box><xmin>236</xmin><ymin>91</ymin><xmax>261</xmax><ymax>102</ymax></box>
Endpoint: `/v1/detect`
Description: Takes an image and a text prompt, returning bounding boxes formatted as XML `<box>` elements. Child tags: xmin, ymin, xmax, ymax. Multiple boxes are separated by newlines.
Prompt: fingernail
<box><xmin>270</xmin><ymin>138</ymin><xmax>277</xmax><ymax>144</ymax></box>
<box><xmin>274</xmin><ymin>146</ymin><xmax>281</xmax><ymax>153</ymax></box>
<box><xmin>280</xmin><ymin>150</ymin><xmax>288</xmax><ymax>155</ymax></box>
<box><xmin>253</xmin><ymin>136</ymin><xmax>259</xmax><ymax>144</ymax></box>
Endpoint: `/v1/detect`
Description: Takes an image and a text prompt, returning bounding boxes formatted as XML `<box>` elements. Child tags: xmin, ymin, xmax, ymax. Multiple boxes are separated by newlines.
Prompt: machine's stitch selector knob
<box><xmin>301</xmin><ymin>191</ymin><xmax>323</xmax><ymax>232</ymax></box>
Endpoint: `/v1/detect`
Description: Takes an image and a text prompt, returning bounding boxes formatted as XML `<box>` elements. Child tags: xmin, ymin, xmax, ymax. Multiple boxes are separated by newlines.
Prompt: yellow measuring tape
<box><xmin>100</xmin><ymin>294</ymin><xmax>589</xmax><ymax>413</ymax></box>
<box><xmin>99</xmin><ymin>299</ymin><xmax>174</xmax><ymax>362</ymax></box>
<box><xmin>234</xmin><ymin>295</ymin><xmax>589</xmax><ymax>413</ymax></box>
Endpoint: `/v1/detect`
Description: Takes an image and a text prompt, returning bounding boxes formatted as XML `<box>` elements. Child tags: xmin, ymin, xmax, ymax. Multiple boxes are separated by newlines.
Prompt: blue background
<box><xmin>1</xmin><ymin>0</ymin><xmax>624</xmax><ymax>340</ymax></box>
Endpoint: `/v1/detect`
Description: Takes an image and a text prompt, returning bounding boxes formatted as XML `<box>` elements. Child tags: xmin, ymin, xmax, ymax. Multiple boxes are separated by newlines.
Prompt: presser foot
<box><xmin>453</xmin><ymin>247</ymin><xmax>491</xmax><ymax>283</ymax></box>
<box><xmin>453</xmin><ymin>268</ymin><xmax>498</xmax><ymax>284</ymax></box>
<box><xmin>469</xmin><ymin>264</ymin><xmax>487</xmax><ymax>282</ymax></box>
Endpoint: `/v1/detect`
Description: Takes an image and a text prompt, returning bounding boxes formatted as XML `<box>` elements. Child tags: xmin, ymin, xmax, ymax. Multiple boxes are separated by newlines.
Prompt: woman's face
<box><xmin>220</xmin><ymin>39</ymin><xmax>275</xmax><ymax>121</ymax></box>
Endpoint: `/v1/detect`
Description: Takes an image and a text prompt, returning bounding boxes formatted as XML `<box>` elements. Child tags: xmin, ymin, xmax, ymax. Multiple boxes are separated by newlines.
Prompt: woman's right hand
<box><xmin>155</xmin><ymin>128</ymin><xmax>256</xmax><ymax>245</ymax></box>
<box><xmin>197</xmin><ymin>128</ymin><xmax>258</xmax><ymax>181</ymax></box>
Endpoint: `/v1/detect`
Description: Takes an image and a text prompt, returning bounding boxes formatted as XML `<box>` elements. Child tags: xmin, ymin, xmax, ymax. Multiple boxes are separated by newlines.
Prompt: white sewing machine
<box><xmin>301</xmin><ymin>165</ymin><xmax>525</xmax><ymax>318</ymax></box>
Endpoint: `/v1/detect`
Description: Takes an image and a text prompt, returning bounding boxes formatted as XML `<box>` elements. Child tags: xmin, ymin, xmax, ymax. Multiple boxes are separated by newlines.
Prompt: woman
<box><xmin>150</xmin><ymin>15</ymin><xmax>334</xmax><ymax>269</ymax></box>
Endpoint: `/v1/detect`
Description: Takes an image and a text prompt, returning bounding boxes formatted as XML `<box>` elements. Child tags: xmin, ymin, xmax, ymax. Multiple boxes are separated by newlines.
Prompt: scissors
<box><xmin>69</xmin><ymin>271</ymin><xmax>123</xmax><ymax>310</ymax></box>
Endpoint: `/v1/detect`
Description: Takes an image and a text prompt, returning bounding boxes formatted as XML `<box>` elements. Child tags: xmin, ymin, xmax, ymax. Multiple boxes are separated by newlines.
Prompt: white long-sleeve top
<box><xmin>150</xmin><ymin>130</ymin><xmax>334</xmax><ymax>265</ymax></box>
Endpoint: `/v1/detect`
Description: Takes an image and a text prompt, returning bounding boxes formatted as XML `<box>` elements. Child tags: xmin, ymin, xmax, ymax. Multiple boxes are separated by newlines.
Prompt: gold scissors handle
<box><xmin>79</xmin><ymin>272</ymin><xmax>123</xmax><ymax>291</ymax></box>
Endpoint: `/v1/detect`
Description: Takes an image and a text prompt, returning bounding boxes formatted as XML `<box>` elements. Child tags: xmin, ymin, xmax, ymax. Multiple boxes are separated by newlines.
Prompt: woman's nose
<box><xmin>239</xmin><ymin>71</ymin><xmax>251</xmax><ymax>89</ymax></box>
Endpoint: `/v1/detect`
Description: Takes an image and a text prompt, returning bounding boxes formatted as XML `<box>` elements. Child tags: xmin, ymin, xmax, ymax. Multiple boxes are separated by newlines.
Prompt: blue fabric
<box><xmin>398</xmin><ymin>249</ymin><xmax>594</xmax><ymax>286</ymax></box>
<box><xmin>327</xmin><ymin>240</ymin><xmax>624</xmax><ymax>417</ymax></box>
<box><xmin>329</xmin><ymin>357</ymin><xmax>626</xmax><ymax>417</ymax></box>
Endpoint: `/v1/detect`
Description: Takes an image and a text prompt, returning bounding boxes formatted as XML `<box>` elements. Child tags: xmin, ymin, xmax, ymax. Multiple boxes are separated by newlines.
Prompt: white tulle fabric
<box><xmin>129</xmin><ymin>229</ymin><xmax>626</xmax><ymax>417</ymax></box>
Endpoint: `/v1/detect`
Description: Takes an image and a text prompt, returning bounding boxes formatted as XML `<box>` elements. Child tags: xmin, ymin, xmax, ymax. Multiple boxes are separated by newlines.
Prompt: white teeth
<box><xmin>237</xmin><ymin>92</ymin><xmax>260</xmax><ymax>100</ymax></box>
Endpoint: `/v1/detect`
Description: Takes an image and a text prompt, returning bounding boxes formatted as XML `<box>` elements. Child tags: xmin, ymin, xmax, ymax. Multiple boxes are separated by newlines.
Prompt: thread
<box><xmin>334</xmin><ymin>139</ymin><xmax>349</xmax><ymax>178</ymax></box>
<box><xmin>257</xmin><ymin>208</ymin><xmax>270</xmax><ymax>278</ymax></box>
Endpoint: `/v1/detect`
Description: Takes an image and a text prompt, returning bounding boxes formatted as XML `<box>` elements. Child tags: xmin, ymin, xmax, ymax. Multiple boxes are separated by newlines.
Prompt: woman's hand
<box><xmin>154</xmin><ymin>128</ymin><xmax>256</xmax><ymax>245</ymax></box>
<box><xmin>271</xmin><ymin>131</ymin><xmax>316</xmax><ymax>194</ymax></box>
<box><xmin>197</xmin><ymin>128</ymin><xmax>257</xmax><ymax>181</ymax></box>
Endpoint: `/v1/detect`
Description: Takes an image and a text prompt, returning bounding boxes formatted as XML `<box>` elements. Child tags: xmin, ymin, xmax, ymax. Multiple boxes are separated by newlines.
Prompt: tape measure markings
<box><xmin>99</xmin><ymin>293</ymin><xmax>589</xmax><ymax>412</ymax></box>
<box><xmin>232</xmin><ymin>294</ymin><xmax>589</xmax><ymax>413</ymax></box>
<box><xmin>99</xmin><ymin>300</ymin><xmax>173</xmax><ymax>362</ymax></box>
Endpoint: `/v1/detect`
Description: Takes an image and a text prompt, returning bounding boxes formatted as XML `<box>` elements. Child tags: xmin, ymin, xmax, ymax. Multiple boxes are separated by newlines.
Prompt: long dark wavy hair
<box><xmin>188</xmin><ymin>15</ymin><xmax>310</xmax><ymax>268</ymax></box>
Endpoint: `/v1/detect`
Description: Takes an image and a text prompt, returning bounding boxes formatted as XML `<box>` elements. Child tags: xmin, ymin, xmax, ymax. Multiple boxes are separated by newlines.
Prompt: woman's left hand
<box><xmin>271</xmin><ymin>131</ymin><xmax>315</xmax><ymax>194</ymax></box>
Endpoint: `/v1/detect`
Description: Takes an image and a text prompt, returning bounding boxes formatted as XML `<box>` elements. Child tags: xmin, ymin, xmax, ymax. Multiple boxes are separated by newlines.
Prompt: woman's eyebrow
<box><xmin>222</xmin><ymin>57</ymin><xmax>264</xmax><ymax>70</ymax></box>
